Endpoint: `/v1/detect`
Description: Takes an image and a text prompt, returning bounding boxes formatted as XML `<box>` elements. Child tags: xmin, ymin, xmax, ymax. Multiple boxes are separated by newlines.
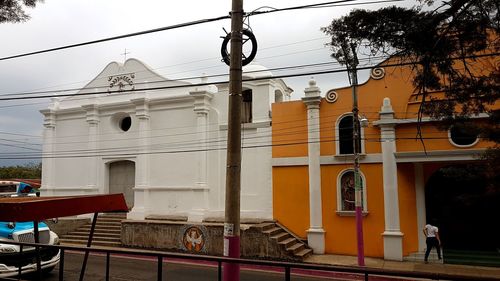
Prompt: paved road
<box><xmin>15</xmin><ymin>252</ymin><xmax>422</xmax><ymax>281</ymax></box>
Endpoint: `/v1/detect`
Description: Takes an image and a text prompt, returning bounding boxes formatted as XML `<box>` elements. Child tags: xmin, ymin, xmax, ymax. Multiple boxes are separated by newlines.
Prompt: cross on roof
<box><xmin>121</xmin><ymin>48</ymin><xmax>131</xmax><ymax>62</ymax></box>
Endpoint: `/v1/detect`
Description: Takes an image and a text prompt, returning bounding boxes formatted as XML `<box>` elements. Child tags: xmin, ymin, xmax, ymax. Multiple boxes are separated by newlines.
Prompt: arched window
<box><xmin>274</xmin><ymin>90</ymin><xmax>283</xmax><ymax>103</ymax></box>
<box><xmin>241</xmin><ymin>89</ymin><xmax>252</xmax><ymax>123</ymax></box>
<box><xmin>337</xmin><ymin>169</ymin><xmax>367</xmax><ymax>213</ymax></box>
<box><xmin>336</xmin><ymin>114</ymin><xmax>363</xmax><ymax>155</ymax></box>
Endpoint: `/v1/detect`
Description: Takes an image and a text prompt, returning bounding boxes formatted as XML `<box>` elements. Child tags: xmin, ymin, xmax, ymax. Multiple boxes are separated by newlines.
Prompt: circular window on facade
<box><xmin>111</xmin><ymin>113</ymin><xmax>132</xmax><ymax>132</ymax></box>
<box><xmin>119</xmin><ymin>116</ymin><xmax>132</xmax><ymax>132</ymax></box>
<box><xmin>449</xmin><ymin>125</ymin><xmax>479</xmax><ymax>147</ymax></box>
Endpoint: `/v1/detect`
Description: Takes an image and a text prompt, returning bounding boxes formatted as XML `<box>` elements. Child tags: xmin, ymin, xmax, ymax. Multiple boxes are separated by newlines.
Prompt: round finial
<box><xmin>383</xmin><ymin>97</ymin><xmax>391</xmax><ymax>106</ymax></box>
<box><xmin>309</xmin><ymin>77</ymin><xmax>316</xmax><ymax>87</ymax></box>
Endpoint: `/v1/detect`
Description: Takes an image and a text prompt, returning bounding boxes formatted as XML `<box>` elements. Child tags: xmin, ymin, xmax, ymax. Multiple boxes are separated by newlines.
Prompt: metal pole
<box><xmin>59</xmin><ymin>249</ymin><xmax>65</xmax><ymax>281</ymax></box>
<box><xmin>350</xmin><ymin>44</ymin><xmax>365</xmax><ymax>266</ymax></box>
<box><xmin>34</xmin><ymin>221</ymin><xmax>42</xmax><ymax>281</ymax></box>
<box><xmin>80</xmin><ymin>212</ymin><xmax>99</xmax><ymax>281</ymax></box>
<box><xmin>223</xmin><ymin>0</ymin><xmax>243</xmax><ymax>280</ymax></box>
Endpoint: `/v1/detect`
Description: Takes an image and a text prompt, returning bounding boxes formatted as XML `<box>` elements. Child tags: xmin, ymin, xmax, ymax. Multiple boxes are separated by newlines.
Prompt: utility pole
<box><xmin>224</xmin><ymin>0</ymin><xmax>243</xmax><ymax>279</ymax></box>
<box><xmin>349</xmin><ymin>43</ymin><xmax>365</xmax><ymax>266</ymax></box>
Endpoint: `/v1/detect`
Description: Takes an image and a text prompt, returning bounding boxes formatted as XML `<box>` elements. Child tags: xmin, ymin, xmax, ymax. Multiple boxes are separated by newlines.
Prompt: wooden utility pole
<box><xmin>223</xmin><ymin>0</ymin><xmax>243</xmax><ymax>280</ymax></box>
<box><xmin>349</xmin><ymin>43</ymin><xmax>365</xmax><ymax>267</ymax></box>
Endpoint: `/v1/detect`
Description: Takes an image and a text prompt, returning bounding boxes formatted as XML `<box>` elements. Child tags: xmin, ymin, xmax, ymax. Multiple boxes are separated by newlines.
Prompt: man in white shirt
<box><xmin>423</xmin><ymin>223</ymin><xmax>442</xmax><ymax>263</ymax></box>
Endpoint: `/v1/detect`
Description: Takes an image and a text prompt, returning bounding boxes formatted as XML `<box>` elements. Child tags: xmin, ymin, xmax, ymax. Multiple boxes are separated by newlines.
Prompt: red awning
<box><xmin>0</xmin><ymin>194</ymin><xmax>128</xmax><ymax>222</ymax></box>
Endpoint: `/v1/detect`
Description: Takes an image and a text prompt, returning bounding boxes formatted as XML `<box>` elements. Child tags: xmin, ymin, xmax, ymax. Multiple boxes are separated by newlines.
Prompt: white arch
<box><xmin>336</xmin><ymin>168</ymin><xmax>368</xmax><ymax>213</ymax></box>
<box><xmin>335</xmin><ymin>112</ymin><xmax>366</xmax><ymax>155</ymax></box>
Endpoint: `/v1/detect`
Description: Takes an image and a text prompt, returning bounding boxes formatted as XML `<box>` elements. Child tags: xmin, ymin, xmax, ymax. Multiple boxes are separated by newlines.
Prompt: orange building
<box><xmin>271</xmin><ymin>58</ymin><xmax>498</xmax><ymax>262</ymax></box>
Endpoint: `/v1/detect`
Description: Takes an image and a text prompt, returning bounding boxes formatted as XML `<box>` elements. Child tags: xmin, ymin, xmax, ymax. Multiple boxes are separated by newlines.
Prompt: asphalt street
<box><xmin>11</xmin><ymin>252</ymin><xmax>421</xmax><ymax>281</ymax></box>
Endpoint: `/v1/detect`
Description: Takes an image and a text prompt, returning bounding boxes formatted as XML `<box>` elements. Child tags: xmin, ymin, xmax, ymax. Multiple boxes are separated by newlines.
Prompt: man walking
<box><xmin>423</xmin><ymin>223</ymin><xmax>442</xmax><ymax>263</ymax></box>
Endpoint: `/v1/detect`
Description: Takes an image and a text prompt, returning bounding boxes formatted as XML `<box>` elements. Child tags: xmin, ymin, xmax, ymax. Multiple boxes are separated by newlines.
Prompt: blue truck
<box><xmin>0</xmin><ymin>181</ymin><xmax>60</xmax><ymax>277</ymax></box>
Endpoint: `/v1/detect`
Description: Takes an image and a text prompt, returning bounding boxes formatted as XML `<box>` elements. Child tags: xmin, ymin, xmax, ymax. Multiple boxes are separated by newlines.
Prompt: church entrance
<box><xmin>108</xmin><ymin>160</ymin><xmax>136</xmax><ymax>209</ymax></box>
<box><xmin>425</xmin><ymin>164</ymin><xmax>500</xmax><ymax>266</ymax></box>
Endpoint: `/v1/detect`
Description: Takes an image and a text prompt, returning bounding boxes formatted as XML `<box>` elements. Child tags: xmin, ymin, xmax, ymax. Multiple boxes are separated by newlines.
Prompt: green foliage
<box><xmin>0</xmin><ymin>162</ymin><xmax>41</xmax><ymax>179</ymax></box>
<box><xmin>0</xmin><ymin>0</ymin><xmax>43</xmax><ymax>23</ymax></box>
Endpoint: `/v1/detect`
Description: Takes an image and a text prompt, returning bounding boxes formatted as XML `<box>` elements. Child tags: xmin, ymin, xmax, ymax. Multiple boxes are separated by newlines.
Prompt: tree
<box><xmin>322</xmin><ymin>0</ymin><xmax>499</xmax><ymax>180</ymax></box>
<box><xmin>0</xmin><ymin>0</ymin><xmax>43</xmax><ymax>23</ymax></box>
<box><xmin>0</xmin><ymin>162</ymin><xmax>42</xmax><ymax>179</ymax></box>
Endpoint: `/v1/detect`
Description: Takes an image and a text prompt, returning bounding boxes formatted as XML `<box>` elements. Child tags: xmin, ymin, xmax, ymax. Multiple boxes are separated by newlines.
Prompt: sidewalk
<box><xmin>305</xmin><ymin>254</ymin><xmax>500</xmax><ymax>280</ymax></box>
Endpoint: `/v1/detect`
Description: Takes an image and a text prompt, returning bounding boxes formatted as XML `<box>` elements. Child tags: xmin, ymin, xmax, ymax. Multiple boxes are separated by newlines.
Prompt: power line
<box><xmin>0</xmin><ymin>51</ymin><xmax>497</xmax><ymax>101</ymax></box>
<box><xmin>0</xmin><ymin>135</ymin><xmax>486</xmax><ymax>160</ymax></box>
<box><xmin>0</xmin><ymin>0</ymin><xmax>399</xmax><ymax>62</ymax></box>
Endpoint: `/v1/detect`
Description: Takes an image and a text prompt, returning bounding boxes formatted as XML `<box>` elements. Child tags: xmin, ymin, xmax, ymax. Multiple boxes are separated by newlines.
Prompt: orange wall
<box><xmin>272</xmin><ymin>102</ymin><xmax>308</xmax><ymax>158</ymax></box>
<box><xmin>272</xmin><ymin>166</ymin><xmax>309</xmax><ymax>238</ymax></box>
<box><xmin>320</xmin><ymin>164</ymin><xmax>385</xmax><ymax>257</ymax></box>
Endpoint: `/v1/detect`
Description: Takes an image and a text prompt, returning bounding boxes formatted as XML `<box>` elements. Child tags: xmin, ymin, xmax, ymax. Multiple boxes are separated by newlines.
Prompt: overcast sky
<box><xmin>0</xmin><ymin>0</ymin><xmax>414</xmax><ymax>166</ymax></box>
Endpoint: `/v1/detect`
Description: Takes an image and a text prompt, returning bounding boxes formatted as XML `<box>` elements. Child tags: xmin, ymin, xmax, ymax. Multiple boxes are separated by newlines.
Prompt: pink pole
<box><xmin>355</xmin><ymin>203</ymin><xmax>365</xmax><ymax>266</ymax></box>
<box><xmin>223</xmin><ymin>235</ymin><xmax>240</xmax><ymax>280</ymax></box>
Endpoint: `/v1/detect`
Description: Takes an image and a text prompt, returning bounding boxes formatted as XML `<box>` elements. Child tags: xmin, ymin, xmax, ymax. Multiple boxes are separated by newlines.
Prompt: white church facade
<box><xmin>40</xmin><ymin>58</ymin><xmax>292</xmax><ymax>221</ymax></box>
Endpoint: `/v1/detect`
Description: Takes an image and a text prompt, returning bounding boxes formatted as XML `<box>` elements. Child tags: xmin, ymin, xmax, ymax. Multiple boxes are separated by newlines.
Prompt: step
<box><xmin>63</xmin><ymin>235</ymin><xmax>121</xmax><ymax>242</ymax></box>
<box><xmin>255</xmin><ymin>222</ymin><xmax>275</xmax><ymax>231</ymax></box>
<box><xmin>69</xmin><ymin>231</ymin><xmax>121</xmax><ymax>237</ymax></box>
<box><xmin>278</xmin><ymin>237</ymin><xmax>297</xmax><ymax>248</ymax></box>
<box><xmin>99</xmin><ymin>213</ymin><xmax>127</xmax><ymax>218</ymax></box>
<box><xmin>295</xmin><ymin>248</ymin><xmax>313</xmax><ymax>258</ymax></box>
<box><xmin>287</xmin><ymin>243</ymin><xmax>305</xmax><ymax>254</ymax></box>
<box><xmin>94</xmin><ymin>219</ymin><xmax>123</xmax><ymax>224</ymax></box>
<box><xmin>79</xmin><ymin>225</ymin><xmax>122</xmax><ymax>230</ymax></box>
<box><xmin>271</xmin><ymin>232</ymin><xmax>290</xmax><ymax>242</ymax></box>
<box><xmin>263</xmin><ymin>227</ymin><xmax>282</xmax><ymax>236</ymax></box>
<box><xmin>97</xmin><ymin>218</ymin><xmax>124</xmax><ymax>224</ymax></box>
<box><xmin>60</xmin><ymin>239</ymin><xmax>121</xmax><ymax>247</ymax></box>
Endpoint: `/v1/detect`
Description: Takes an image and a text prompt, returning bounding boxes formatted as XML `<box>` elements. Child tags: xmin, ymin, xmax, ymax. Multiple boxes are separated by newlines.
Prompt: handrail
<box><xmin>1</xmin><ymin>240</ymin><xmax>499</xmax><ymax>281</ymax></box>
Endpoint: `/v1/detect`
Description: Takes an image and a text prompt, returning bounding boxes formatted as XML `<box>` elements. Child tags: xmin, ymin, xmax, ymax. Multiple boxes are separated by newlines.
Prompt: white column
<box><xmin>82</xmin><ymin>104</ymin><xmax>100</xmax><ymax>194</ymax></box>
<box><xmin>379</xmin><ymin>98</ymin><xmax>404</xmax><ymax>261</ymax></box>
<box><xmin>129</xmin><ymin>97</ymin><xmax>151</xmax><ymax>220</ymax></box>
<box><xmin>189</xmin><ymin>89</ymin><xmax>214</xmax><ymax>221</ymax></box>
<box><xmin>40</xmin><ymin>106</ymin><xmax>57</xmax><ymax>196</ymax></box>
<box><xmin>414</xmin><ymin>163</ymin><xmax>426</xmax><ymax>252</ymax></box>
<box><xmin>302</xmin><ymin>79</ymin><xmax>325</xmax><ymax>254</ymax></box>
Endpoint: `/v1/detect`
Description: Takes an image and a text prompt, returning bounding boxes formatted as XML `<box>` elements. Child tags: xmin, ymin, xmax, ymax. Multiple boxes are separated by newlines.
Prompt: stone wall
<box><xmin>121</xmin><ymin>220</ymin><xmax>288</xmax><ymax>259</ymax></box>
<box><xmin>46</xmin><ymin>217</ymin><xmax>90</xmax><ymax>236</ymax></box>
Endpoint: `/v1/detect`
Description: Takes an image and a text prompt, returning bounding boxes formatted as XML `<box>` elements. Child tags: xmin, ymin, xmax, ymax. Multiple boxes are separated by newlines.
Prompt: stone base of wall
<box><xmin>46</xmin><ymin>217</ymin><xmax>90</xmax><ymax>236</ymax></box>
<box><xmin>121</xmin><ymin>219</ymin><xmax>292</xmax><ymax>260</ymax></box>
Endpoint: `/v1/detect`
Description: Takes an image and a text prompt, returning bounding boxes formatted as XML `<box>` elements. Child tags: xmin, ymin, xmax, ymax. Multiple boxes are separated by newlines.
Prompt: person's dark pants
<box><xmin>425</xmin><ymin>237</ymin><xmax>442</xmax><ymax>261</ymax></box>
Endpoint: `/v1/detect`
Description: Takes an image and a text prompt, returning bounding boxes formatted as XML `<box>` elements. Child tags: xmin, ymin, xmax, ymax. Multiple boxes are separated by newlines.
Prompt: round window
<box><xmin>119</xmin><ymin>116</ymin><xmax>132</xmax><ymax>132</ymax></box>
<box><xmin>449</xmin><ymin>125</ymin><xmax>478</xmax><ymax>147</ymax></box>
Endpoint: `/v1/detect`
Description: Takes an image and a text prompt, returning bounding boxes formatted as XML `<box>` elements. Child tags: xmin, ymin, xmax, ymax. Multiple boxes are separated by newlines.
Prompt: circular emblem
<box><xmin>182</xmin><ymin>226</ymin><xmax>206</xmax><ymax>253</ymax></box>
<box><xmin>370</xmin><ymin>67</ymin><xmax>385</xmax><ymax>80</ymax></box>
<box><xmin>325</xmin><ymin>90</ymin><xmax>338</xmax><ymax>103</ymax></box>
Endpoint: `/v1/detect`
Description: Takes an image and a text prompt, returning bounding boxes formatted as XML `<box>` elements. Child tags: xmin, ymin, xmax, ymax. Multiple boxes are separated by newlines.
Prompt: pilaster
<box><xmin>301</xmin><ymin>79</ymin><xmax>325</xmax><ymax>254</ymax></box>
<box><xmin>40</xmin><ymin>102</ymin><xmax>58</xmax><ymax>196</ymax></box>
<box><xmin>379</xmin><ymin>98</ymin><xmax>403</xmax><ymax>261</ymax></box>
<box><xmin>189</xmin><ymin>89</ymin><xmax>214</xmax><ymax>221</ymax></box>
<box><xmin>129</xmin><ymin>97</ymin><xmax>151</xmax><ymax>220</ymax></box>
<box><xmin>82</xmin><ymin>103</ymin><xmax>100</xmax><ymax>193</ymax></box>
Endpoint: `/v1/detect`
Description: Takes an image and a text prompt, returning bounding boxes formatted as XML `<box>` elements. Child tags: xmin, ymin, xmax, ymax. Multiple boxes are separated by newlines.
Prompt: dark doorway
<box><xmin>425</xmin><ymin>164</ymin><xmax>500</xmax><ymax>266</ymax></box>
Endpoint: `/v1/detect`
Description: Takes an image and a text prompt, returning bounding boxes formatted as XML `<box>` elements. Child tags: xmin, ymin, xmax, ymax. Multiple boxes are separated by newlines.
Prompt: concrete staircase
<box><xmin>251</xmin><ymin>222</ymin><xmax>313</xmax><ymax>260</ymax></box>
<box><xmin>59</xmin><ymin>213</ymin><xmax>126</xmax><ymax>247</ymax></box>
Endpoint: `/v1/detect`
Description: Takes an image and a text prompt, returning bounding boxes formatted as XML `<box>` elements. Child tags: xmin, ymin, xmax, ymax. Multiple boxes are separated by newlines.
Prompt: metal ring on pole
<box><xmin>221</xmin><ymin>29</ymin><xmax>257</xmax><ymax>66</ymax></box>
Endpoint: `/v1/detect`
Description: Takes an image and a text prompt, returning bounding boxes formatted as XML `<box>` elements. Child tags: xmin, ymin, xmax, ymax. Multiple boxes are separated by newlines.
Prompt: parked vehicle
<box><xmin>0</xmin><ymin>181</ymin><xmax>60</xmax><ymax>278</ymax></box>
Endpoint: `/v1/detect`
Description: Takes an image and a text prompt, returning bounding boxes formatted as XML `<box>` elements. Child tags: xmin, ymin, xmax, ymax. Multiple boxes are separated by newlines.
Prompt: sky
<box><xmin>0</xmin><ymin>0</ymin><xmax>414</xmax><ymax>166</ymax></box>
